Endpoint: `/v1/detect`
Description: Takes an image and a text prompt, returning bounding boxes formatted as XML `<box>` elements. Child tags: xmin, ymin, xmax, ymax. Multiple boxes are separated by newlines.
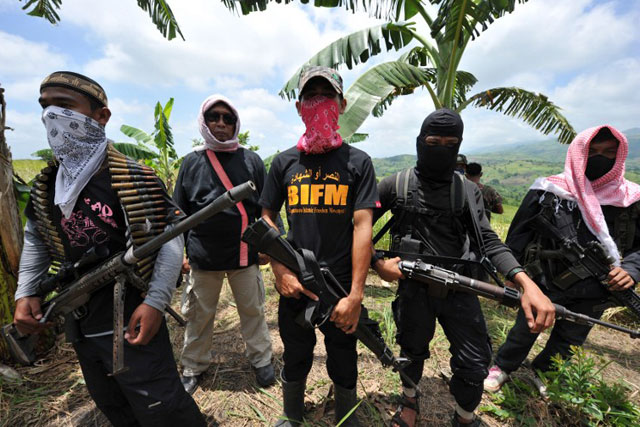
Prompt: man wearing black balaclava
<box><xmin>371</xmin><ymin>108</ymin><xmax>555</xmax><ymax>427</ymax></box>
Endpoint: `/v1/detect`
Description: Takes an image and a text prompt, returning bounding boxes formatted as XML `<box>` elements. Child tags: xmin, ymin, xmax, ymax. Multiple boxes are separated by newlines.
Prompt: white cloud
<box><xmin>551</xmin><ymin>58</ymin><xmax>640</xmax><ymax>132</ymax></box>
<box><xmin>0</xmin><ymin>31</ymin><xmax>67</xmax><ymax>78</ymax></box>
<box><xmin>3</xmin><ymin>0</ymin><xmax>640</xmax><ymax>161</ymax></box>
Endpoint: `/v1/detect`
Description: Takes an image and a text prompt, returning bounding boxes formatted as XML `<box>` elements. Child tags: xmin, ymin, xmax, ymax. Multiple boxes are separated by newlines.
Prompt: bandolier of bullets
<box><xmin>107</xmin><ymin>145</ymin><xmax>167</xmax><ymax>287</ymax></box>
<box><xmin>30</xmin><ymin>161</ymin><xmax>66</xmax><ymax>274</ymax></box>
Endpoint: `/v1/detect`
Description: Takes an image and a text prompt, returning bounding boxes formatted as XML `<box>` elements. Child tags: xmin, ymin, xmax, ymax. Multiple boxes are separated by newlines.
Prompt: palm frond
<box><xmin>112</xmin><ymin>142</ymin><xmax>158</xmax><ymax>160</ymax></box>
<box><xmin>153</xmin><ymin>99</ymin><xmax>177</xmax><ymax>157</ymax></box>
<box><xmin>21</xmin><ymin>0</ymin><xmax>62</xmax><ymax>24</ymax></box>
<box><xmin>338</xmin><ymin>61</ymin><xmax>436</xmax><ymax>138</ymax></box>
<box><xmin>221</xmin><ymin>0</ymin><xmax>406</xmax><ymax>20</ymax></box>
<box><xmin>463</xmin><ymin>87</ymin><xmax>576</xmax><ymax>143</ymax></box>
<box><xmin>136</xmin><ymin>0</ymin><xmax>184</xmax><ymax>40</ymax></box>
<box><xmin>450</xmin><ymin>69</ymin><xmax>477</xmax><ymax>108</ymax></box>
<box><xmin>342</xmin><ymin>133</ymin><xmax>369</xmax><ymax>143</ymax></box>
<box><xmin>372</xmin><ymin>68</ymin><xmax>476</xmax><ymax>117</ymax></box>
<box><xmin>429</xmin><ymin>0</ymin><xmax>528</xmax><ymax>44</ymax></box>
<box><xmin>398</xmin><ymin>46</ymin><xmax>433</xmax><ymax>67</ymax></box>
<box><xmin>120</xmin><ymin>125</ymin><xmax>153</xmax><ymax>144</ymax></box>
<box><xmin>280</xmin><ymin>22</ymin><xmax>415</xmax><ymax>100</ymax></box>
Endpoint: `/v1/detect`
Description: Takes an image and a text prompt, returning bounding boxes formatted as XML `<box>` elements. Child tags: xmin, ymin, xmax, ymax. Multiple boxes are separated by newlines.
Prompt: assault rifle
<box><xmin>532</xmin><ymin>214</ymin><xmax>640</xmax><ymax>320</ymax></box>
<box><xmin>398</xmin><ymin>259</ymin><xmax>640</xmax><ymax>338</ymax></box>
<box><xmin>3</xmin><ymin>181</ymin><xmax>256</xmax><ymax>373</ymax></box>
<box><xmin>242</xmin><ymin>218</ymin><xmax>418</xmax><ymax>389</ymax></box>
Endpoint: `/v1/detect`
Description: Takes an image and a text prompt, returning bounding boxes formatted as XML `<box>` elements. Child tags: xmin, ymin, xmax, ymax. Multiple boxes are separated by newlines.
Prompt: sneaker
<box><xmin>483</xmin><ymin>365</ymin><xmax>508</xmax><ymax>392</ymax></box>
<box><xmin>253</xmin><ymin>363</ymin><xmax>276</xmax><ymax>387</ymax></box>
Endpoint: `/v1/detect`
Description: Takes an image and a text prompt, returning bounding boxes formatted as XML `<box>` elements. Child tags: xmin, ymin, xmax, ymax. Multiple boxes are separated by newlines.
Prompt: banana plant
<box><xmin>120</xmin><ymin>98</ymin><xmax>181</xmax><ymax>193</ymax></box>
<box><xmin>19</xmin><ymin>0</ymin><xmax>183</xmax><ymax>40</ymax></box>
<box><xmin>222</xmin><ymin>0</ymin><xmax>576</xmax><ymax>143</ymax></box>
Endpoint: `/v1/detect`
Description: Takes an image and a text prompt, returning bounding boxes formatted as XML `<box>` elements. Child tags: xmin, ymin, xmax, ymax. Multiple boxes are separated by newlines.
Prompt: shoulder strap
<box><xmin>613</xmin><ymin>201</ymin><xmax>640</xmax><ymax>255</ymax></box>
<box><xmin>450</xmin><ymin>172</ymin><xmax>466</xmax><ymax>217</ymax></box>
<box><xmin>206</xmin><ymin>149</ymin><xmax>249</xmax><ymax>267</ymax></box>
<box><xmin>395</xmin><ymin>168</ymin><xmax>413</xmax><ymax>208</ymax></box>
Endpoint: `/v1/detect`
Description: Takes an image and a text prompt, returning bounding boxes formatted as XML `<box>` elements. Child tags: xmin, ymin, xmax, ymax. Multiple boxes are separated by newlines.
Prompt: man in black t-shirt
<box><xmin>259</xmin><ymin>66</ymin><xmax>378</xmax><ymax>427</ymax></box>
<box><xmin>13</xmin><ymin>72</ymin><xmax>206</xmax><ymax>427</ymax></box>
<box><xmin>372</xmin><ymin>109</ymin><xmax>554</xmax><ymax>427</ymax></box>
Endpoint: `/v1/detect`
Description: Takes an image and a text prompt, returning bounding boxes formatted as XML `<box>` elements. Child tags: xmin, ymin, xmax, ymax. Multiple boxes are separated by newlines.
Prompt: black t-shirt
<box><xmin>173</xmin><ymin>148</ymin><xmax>266</xmax><ymax>270</ymax></box>
<box><xmin>259</xmin><ymin>144</ymin><xmax>379</xmax><ymax>282</ymax></box>
<box><xmin>26</xmin><ymin>166</ymin><xmax>143</xmax><ymax>335</ymax></box>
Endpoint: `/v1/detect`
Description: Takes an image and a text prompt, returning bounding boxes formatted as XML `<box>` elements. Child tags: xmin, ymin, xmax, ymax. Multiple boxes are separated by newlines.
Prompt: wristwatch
<box><xmin>370</xmin><ymin>251</ymin><xmax>384</xmax><ymax>268</ymax></box>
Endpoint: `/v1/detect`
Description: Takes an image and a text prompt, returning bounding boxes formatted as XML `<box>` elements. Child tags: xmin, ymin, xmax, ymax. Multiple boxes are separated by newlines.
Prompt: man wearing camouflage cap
<box><xmin>12</xmin><ymin>71</ymin><xmax>207</xmax><ymax>426</ymax></box>
<box><xmin>259</xmin><ymin>66</ymin><xmax>379</xmax><ymax>426</ymax></box>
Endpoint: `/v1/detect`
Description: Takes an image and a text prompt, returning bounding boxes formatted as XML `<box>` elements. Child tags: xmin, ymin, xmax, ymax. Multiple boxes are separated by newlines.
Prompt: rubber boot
<box><xmin>334</xmin><ymin>384</ymin><xmax>360</xmax><ymax>426</ymax></box>
<box><xmin>274</xmin><ymin>376</ymin><xmax>306</xmax><ymax>427</ymax></box>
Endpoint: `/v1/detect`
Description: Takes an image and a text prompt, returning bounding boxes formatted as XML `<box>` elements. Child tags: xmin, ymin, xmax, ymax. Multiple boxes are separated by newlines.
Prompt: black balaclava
<box><xmin>416</xmin><ymin>108</ymin><xmax>464</xmax><ymax>183</ymax></box>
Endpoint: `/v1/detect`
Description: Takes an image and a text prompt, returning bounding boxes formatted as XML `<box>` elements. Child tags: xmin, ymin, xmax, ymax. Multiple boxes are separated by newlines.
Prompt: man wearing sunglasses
<box><xmin>173</xmin><ymin>96</ymin><xmax>275</xmax><ymax>394</ymax></box>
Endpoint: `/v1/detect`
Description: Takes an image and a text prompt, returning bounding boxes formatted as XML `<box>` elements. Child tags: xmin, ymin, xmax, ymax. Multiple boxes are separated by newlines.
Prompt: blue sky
<box><xmin>1</xmin><ymin>0</ymin><xmax>639</xmax><ymax>160</ymax></box>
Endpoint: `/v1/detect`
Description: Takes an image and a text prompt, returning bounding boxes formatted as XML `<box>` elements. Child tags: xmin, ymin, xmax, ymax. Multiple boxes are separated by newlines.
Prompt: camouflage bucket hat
<box><xmin>298</xmin><ymin>66</ymin><xmax>343</xmax><ymax>97</ymax></box>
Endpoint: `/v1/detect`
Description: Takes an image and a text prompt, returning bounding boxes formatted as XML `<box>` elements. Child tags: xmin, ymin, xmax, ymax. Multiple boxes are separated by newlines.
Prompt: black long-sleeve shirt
<box><xmin>506</xmin><ymin>189</ymin><xmax>640</xmax><ymax>283</ymax></box>
<box><xmin>375</xmin><ymin>168</ymin><xmax>520</xmax><ymax>275</ymax></box>
<box><xmin>173</xmin><ymin>148</ymin><xmax>266</xmax><ymax>271</ymax></box>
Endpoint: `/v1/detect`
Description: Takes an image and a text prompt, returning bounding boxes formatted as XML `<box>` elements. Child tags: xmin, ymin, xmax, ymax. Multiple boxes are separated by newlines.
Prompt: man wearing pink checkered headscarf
<box><xmin>484</xmin><ymin>125</ymin><xmax>640</xmax><ymax>394</ymax></box>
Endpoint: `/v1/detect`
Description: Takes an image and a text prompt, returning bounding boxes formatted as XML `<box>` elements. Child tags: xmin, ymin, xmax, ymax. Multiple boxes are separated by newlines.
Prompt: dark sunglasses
<box><xmin>204</xmin><ymin>111</ymin><xmax>237</xmax><ymax>125</ymax></box>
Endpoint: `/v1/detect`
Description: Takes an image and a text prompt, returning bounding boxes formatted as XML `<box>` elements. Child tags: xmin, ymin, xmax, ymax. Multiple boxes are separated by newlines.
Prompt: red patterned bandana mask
<box><xmin>297</xmin><ymin>96</ymin><xmax>343</xmax><ymax>154</ymax></box>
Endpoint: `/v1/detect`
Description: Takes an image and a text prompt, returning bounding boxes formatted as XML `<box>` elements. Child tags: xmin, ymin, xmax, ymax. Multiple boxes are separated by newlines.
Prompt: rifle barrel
<box><xmin>127</xmin><ymin>181</ymin><xmax>255</xmax><ymax>263</ymax></box>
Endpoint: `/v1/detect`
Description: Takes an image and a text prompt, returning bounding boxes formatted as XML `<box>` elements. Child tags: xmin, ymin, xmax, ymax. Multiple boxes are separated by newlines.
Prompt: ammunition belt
<box><xmin>30</xmin><ymin>160</ymin><xmax>65</xmax><ymax>274</ymax></box>
<box><xmin>107</xmin><ymin>144</ymin><xmax>166</xmax><ymax>287</ymax></box>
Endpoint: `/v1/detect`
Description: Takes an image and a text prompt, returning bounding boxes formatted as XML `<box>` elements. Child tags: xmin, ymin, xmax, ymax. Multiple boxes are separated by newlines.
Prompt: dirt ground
<box><xmin>1</xmin><ymin>267</ymin><xmax>639</xmax><ymax>426</ymax></box>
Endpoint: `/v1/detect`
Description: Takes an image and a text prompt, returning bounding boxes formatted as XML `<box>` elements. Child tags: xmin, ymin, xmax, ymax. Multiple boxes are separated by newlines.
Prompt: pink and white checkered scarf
<box><xmin>530</xmin><ymin>125</ymin><xmax>640</xmax><ymax>264</ymax></box>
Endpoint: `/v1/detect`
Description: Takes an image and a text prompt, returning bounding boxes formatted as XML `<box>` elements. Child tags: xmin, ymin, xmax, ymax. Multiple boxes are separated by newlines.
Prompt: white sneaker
<box><xmin>484</xmin><ymin>365</ymin><xmax>509</xmax><ymax>392</ymax></box>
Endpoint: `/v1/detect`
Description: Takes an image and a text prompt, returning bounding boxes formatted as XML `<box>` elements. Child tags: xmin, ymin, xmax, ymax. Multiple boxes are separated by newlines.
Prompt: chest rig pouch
<box><xmin>389</xmin><ymin>169</ymin><xmax>471</xmax><ymax>298</ymax></box>
<box><xmin>524</xmin><ymin>193</ymin><xmax>639</xmax><ymax>290</ymax></box>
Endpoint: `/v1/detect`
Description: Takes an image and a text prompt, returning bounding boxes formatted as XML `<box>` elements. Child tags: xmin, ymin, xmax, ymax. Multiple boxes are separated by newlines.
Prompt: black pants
<box><xmin>393</xmin><ymin>280</ymin><xmax>492</xmax><ymax>412</ymax></box>
<box><xmin>278</xmin><ymin>296</ymin><xmax>358</xmax><ymax>389</ymax></box>
<box><xmin>495</xmin><ymin>283</ymin><xmax>605</xmax><ymax>374</ymax></box>
<box><xmin>73</xmin><ymin>321</ymin><xmax>206</xmax><ymax>427</ymax></box>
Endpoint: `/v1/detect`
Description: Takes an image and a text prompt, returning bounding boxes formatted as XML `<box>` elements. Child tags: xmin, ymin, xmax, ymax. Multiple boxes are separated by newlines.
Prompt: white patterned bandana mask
<box><xmin>42</xmin><ymin>105</ymin><xmax>108</xmax><ymax>218</ymax></box>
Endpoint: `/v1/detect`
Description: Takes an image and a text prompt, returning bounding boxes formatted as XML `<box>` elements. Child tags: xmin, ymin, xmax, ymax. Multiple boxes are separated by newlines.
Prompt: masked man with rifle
<box><xmin>11</xmin><ymin>72</ymin><xmax>207</xmax><ymax>426</ymax></box>
<box><xmin>372</xmin><ymin>109</ymin><xmax>555</xmax><ymax>427</ymax></box>
<box><xmin>259</xmin><ymin>66</ymin><xmax>379</xmax><ymax>426</ymax></box>
<box><xmin>485</xmin><ymin>126</ymin><xmax>640</xmax><ymax>394</ymax></box>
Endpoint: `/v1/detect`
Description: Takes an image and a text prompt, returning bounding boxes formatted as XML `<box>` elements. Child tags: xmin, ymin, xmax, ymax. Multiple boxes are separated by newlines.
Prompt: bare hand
<box><xmin>607</xmin><ymin>267</ymin><xmax>636</xmax><ymax>291</ymax></box>
<box><xmin>258</xmin><ymin>253</ymin><xmax>270</xmax><ymax>265</ymax></box>
<box><xmin>329</xmin><ymin>295</ymin><xmax>362</xmax><ymax>334</ymax></box>
<box><xmin>511</xmin><ymin>273</ymin><xmax>555</xmax><ymax>333</ymax></box>
<box><xmin>271</xmin><ymin>261</ymin><xmax>318</xmax><ymax>301</ymax></box>
<box><xmin>14</xmin><ymin>297</ymin><xmax>53</xmax><ymax>335</ymax></box>
<box><xmin>181</xmin><ymin>257</ymin><xmax>190</xmax><ymax>274</ymax></box>
<box><xmin>374</xmin><ymin>257</ymin><xmax>404</xmax><ymax>282</ymax></box>
<box><xmin>125</xmin><ymin>303</ymin><xmax>163</xmax><ymax>345</ymax></box>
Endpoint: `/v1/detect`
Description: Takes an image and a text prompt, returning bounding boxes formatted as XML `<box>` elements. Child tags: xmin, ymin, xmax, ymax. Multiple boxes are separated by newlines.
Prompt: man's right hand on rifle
<box><xmin>607</xmin><ymin>266</ymin><xmax>636</xmax><ymax>291</ymax></box>
<box><xmin>14</xmin><ymin>296</ymin><xmax>53</xmax><ymax>335</ymax></box>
